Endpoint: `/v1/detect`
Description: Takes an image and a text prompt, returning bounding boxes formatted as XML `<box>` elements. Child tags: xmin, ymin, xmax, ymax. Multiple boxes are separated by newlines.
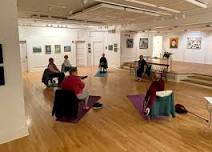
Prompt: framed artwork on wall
<box><xmin>64</xmin><ymin>46</ymin><xmax>71</xmax><ymax>52</ymax></box>
<box><xmin>114</xmin><ymin>47</ymin><xmax>118</xmax><ymax>52</ymax></box>
<box><xmin>187</xmin><ymin>37</ymin><xmax>201</xmax><ymax>49</ymax></box>
<box><xmin>139</xmin><ymin>38</ymin><xmax>148</xmax><ymax>49</ymax></box>
<box><xmin>170</xmin><ymin>37</ymin><xmax>179</xmax><ymax>48</ymax></box>
<box><xmin>108</xmin><ymin>45</ymin><xmax>113</xmax><ymax>51</ymax></box>
<box><xmin>126</xmin><ymin>38</ymin><xmax>133</xmax><ymax>48</ymax></box>
<box><xmin>55</xmin><ymin>45</ymin><xmax>61</xmax><ymax>53</ymax></box>
<box><xmin>0</xmin><ymin>66</ymin><xmax>5</xmax><ymax>86</ymax></box>
<box><xmin>45</xmin><ymin>45</ymin><xmax>51</xmax><ymax>54</ymax></box>
<box><xmin>33</xmin><ymin>46</ymin><xmax>42</xmax><ymax>53</ymax></box>
<box><xmin>0</xmin><ymin>44</ymin><xmax>3</xmax><ymax>64</ymax></box>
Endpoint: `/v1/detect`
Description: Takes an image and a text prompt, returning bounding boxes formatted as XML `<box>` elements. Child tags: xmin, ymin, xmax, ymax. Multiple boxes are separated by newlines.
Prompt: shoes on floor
<box><xmin>92</xmin><ymin>102</ymin><xmax>103</xmax><ymax>110</ymax></box>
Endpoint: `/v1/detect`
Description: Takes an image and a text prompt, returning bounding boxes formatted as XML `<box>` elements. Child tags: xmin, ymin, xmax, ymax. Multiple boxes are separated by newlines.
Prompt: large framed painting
<box><xmin>45</xmin><ymin>45</ymin><xmax>51</xmax><ymax>54</ymax></box>
<box><xmin>139</xmin><ymin>38</ymin><xmax>148</xmax><ymax>49</ymax></box>
<box><xmin>0</xmin><ymin>66</ymin><xmax>5</xmax><ymax>86</ymax></box>
<box><xmin>33</xmin><ymin>46</ymin><xmax>42</xmax><ymax>53</ymax></box>
<box><xmin>170</xmin><ymin>37</ymin><xmax>179</xmax><ymax>48</ymax></box>
<box><xmin>55</xmin><ymin>45</ymin><xmax>61</xmax><ymax>53</ymax></box>
<box><xmin>0</xmin><ymin>44</ymin><xmax>3</xmax><ymax>64</ymax></box>
<box><xmin>187</xmin><ymin>37</ymin><xmax>201</xmax><ymax>49</ymax></box>
<box><xmin>64</xmin><ymin>46</ymin><xmax>71</xmax><ymax>52</ymax></box>
<box><xmin>126</xmin><ymin>38</ymin><xmax>133</xmax><ymax>48</ymax></box>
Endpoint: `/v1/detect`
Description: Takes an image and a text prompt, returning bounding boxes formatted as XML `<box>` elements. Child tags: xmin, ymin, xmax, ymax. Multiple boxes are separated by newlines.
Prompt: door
<box><xmin>93</xmin><ymin>41</ymin><xmax>104</xmax><ymax>66</ymax></box>
<box><xmin>76</xmin><ymin>41</ymin><xmax>86</xmax><ymax>66</ymax></box>
<box><xmin>19</xmin><ymin>41</ymin><xmax>28</xmax><ymax>72</ymax></box>
<box><xmin>153</xmin><ymin>36</ymin><xmax>163</xmax><ymax>58</ymax></box>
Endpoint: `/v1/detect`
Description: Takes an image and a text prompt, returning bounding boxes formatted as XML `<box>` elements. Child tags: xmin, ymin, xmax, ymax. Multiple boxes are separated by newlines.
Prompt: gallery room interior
<box><xmin>1</xmin><ymin>0</ymin><xmax>212</xmax><ymax>151</ymax></box>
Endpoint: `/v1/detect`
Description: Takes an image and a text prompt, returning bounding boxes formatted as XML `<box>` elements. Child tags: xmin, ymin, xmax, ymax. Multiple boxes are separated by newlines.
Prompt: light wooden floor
<box><xmin>1</xmin><ymin>67</ymin><xmax>212</xmax><ymax>152</ymax></box>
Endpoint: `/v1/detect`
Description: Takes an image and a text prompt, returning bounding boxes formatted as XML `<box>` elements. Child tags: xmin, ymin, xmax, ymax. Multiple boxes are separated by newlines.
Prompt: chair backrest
<box><xmin>52</xmin><ymin>89</ymin><xmax>79</xmax><ymax>119</ymax></box>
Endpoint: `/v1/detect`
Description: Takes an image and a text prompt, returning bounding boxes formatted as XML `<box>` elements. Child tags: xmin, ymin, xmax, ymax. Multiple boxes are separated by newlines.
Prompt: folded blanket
<box><xmin>156</xmin><ymin>90</ymin><xmax>172</xmax><ymax>97</ymax></box>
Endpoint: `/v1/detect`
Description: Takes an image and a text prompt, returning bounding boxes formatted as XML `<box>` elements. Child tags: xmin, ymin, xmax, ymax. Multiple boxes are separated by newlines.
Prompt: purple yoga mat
<box><xmin>57</xmin><ymin>96</ymin><xmax>101</xmax><ymax>123</ymax></box>
<box><xmin>127</xmin><ymin>94</ymin><xmax>146</xmax><ymax>118</ymax></box>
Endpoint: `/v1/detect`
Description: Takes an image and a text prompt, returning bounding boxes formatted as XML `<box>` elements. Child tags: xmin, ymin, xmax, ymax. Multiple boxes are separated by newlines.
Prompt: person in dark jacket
<box><xmin>144</xmin><ymin>72</ymin><xmax>165</xmax><ymax>115</ymax></box>
<box><xmin>136</xmin><ymin>55</ymin><xmax>147</xmax><ymax>81</ymax></box>
<box><xmin>99</xmin><ymin>53</ymin><xmax>108</xmax><ymax>73</ymax></box>
<box><xmin>48</xmin><ymin>58</ymin><xmax>65</xmax><ymax>86</ymax></box>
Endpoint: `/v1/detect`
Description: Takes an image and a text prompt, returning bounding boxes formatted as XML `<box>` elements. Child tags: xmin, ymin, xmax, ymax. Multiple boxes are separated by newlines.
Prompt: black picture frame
<box><xmin>0</xmin><ymin>67</ymin><xmax>5</xmax><ymax>86</ymax></box>
<box><xmin>0</xmin><ymin>44</ymin><xmax>3</xmax><ymax>64</ymax></box>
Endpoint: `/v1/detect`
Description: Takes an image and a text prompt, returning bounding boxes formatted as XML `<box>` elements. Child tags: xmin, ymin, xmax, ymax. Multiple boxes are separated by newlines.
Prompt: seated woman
<box><xmin>144</xmin><ymin>72</ymin><xmax>165</xmax><ymax>115</ymax></box>
<box><xmin>62</xmin><ymin>55</ymin><xmax>72</xmax><ymax>72</ymax></box>
<box><xmin>136</xmin><ymin>55</ymin><xmax>147</xmax><ymax>81</ymax></box>
<box><xmin>61</xmin><ymin>67</ymin><xmax>103</xmax><ymax>110</ymax></box>
<box><xmin>99</xmin><ymin>53</ymin><xmax>108</xmax><ymax>73</ymax></box>
<box><xmin>48</xmin><ymin>57</ymin><xmax>65</xmax><ymax>86</ymax></box>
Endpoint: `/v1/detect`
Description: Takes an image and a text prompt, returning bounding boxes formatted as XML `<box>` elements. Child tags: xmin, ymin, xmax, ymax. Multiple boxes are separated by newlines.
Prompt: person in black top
<box><xmin>99</xmin><ymin>53</ymin><xmax>108</xmax><ymax>73</ymax></box>
<box><xmin>136</xmin><ymin>55</ymin><xmax>147</xmax><ymax>81</ymax></box>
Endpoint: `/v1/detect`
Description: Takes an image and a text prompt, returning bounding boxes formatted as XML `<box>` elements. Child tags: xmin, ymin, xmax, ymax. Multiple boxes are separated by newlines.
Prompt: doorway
<box><xmin>152</xmin><ymin>36</ymin><xmax>163</xmax><ymax>58</ymax></box>
<box><xmin>76</xmin><ymin>41</ymin><xmax>86</xmax><ymax>66</ymax></box>
<box><xmin>19</xmin><ymin>41</ymin><xmax>28</xmax><ymax>72</ymax></box>
<box><xmin>93</xmin><ymin>41</ymin><xmax>104</xmax><ymax>66</ymax></box>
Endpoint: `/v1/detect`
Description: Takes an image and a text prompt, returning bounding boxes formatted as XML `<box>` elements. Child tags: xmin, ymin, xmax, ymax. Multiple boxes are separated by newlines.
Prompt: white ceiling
<box><xmin>17</xmin><ymin>0</ymin><xmax>212</xmax><ymax>31</ymax></box>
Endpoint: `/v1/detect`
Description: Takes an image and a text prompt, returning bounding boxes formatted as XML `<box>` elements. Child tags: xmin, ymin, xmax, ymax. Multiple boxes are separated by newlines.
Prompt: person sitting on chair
<box><xmin>62</xmin><ymin>55</ymin><xmax>72</xmax><ymax>72</ymax></box>
<box><xmin>144</xmin><ymin>72</ymin><xmax>165</xmax><ymax>115</ymax></box>
<box><xmin>136</xmin><ymin>55</ymin><xmax>147</xmax><ymax>81</ymax></box>
<box><xmin>48</xmin><ymin>57</ymin><xmax>65</xmax><ymax>86</ymax></box>
<box><xmin>61</xmin><ymin>67</ymin><xmax>103</xmax><ymax>110</ymax></box>
<box><xmin>99</xmin><ymin>53</ymin><xmax>108</xmax><ymax>73</ymax></box>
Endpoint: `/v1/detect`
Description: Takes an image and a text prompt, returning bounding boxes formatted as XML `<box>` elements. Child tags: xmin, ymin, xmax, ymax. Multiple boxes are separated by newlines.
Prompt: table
<box><xmin>204</xmin><ymin>97</ymin><xmax>212</xmax><ymax>128</ymax></box>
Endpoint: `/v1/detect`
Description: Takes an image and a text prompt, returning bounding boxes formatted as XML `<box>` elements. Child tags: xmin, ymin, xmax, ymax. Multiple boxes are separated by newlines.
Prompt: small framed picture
<box><xmin>0</xmin><ymin>44</ymin><xmax>3</xmax><ymax>64</ymax></box>
<box><xmin>108</xmin><ymin>45</ymin><xmax>113</xmax><ymax>51</ymax></box>
<box><xmin>33</xmin><ymin>46</ymin><xmax>42</xmax><ymax>53</ymax></box>
<box><xmin>55</xmin><ymin>45</ymin><xmax>61</xmax><ymax>53</ymax></box>
<box><xmin>127</xmin><ymin>39</ymin><xmax>133</xmax><ymax>48</ymax></box>
<box><xmin>45</xmin><ymin>45</ymin><xmax>51</xmax><ymax>54</ymax></box>
<box><xmin>64</xmin><ymin>46</ymin><xmax>71</xmax><ymax>52</ymax></box>
<box><xmin>0</xmin><ymin>66</ymin><xmax>5</xmax><ymax>86</ymax></box>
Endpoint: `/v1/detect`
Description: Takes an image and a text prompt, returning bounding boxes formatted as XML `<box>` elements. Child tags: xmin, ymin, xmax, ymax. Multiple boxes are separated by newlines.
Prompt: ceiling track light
<box><xmin>124</xmin><ymin>0</ymin><xmax>180</xmax><ymax>13</ymax></box>
<box><xmin>94</xmin><ymin>0</ymin><xmax>171</xmax><ymax>16</ymax></box>
<box><xmin>184</xmin><ymin>0</ymin><xmax>207</xmax><ymax>8</ymax></box>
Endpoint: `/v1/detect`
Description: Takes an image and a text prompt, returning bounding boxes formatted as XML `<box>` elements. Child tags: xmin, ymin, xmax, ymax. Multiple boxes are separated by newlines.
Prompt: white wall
<box><xmin>0</xmin><ymin>0</ymin><xmax>28</xmax><ymax>144</ymax></box>
<box><xmin>19</xmin><ymin>27</ymin><xmax>121</xmax><ymax>71</ymax></box>
<box><xmin>163</xmin><ymin>31</ymin><xmax>212</xmax><ymax>64</ymax></box>
<box><xmin>120</xmin><ymin>32</ymin><xmax>153</xmax><ymax>64</ymax></box>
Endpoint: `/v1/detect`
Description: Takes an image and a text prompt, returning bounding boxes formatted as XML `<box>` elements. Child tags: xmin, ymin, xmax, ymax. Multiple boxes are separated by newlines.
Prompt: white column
<box><xmin>0</xmin><ymin>0</ymin><xmax>28</xmax><ymax>144</ymax></box>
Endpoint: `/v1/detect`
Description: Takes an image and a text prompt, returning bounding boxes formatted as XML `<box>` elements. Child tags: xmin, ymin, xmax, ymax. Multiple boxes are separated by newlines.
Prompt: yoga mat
<box><xmin>127</xmin><ymin>94</ymin><xmax>146</xmax><ymax>119</ymax></box>
<box><xmin>95</xmin><ymin>70</ymin><xmax>107</xmax><ymax>77</ymax></box>
<box><xmin>56</xmin><ymin>95</ymin><xmax>101</xmax><ymax>123</ymax></box>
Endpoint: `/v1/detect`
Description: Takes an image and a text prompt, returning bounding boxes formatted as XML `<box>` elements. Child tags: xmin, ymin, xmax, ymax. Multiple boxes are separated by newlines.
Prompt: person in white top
<box><xmin>62</xmin><ymin>55</ymin><xmax>72</xmax><ymax>72</ymax></box>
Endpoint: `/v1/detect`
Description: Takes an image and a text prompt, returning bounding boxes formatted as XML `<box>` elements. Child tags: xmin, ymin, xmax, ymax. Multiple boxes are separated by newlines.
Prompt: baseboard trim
<box><xmin>0</xmin><ymin>126</ymin><xmax>29</xmax><ymax>144</ymax></box>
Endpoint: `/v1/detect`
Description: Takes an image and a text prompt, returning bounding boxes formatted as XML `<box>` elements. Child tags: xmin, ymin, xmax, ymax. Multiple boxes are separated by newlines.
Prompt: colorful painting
<box><xmin>170</xmin><ymin>37</ymin><xmax>179</xmax><ymax>48</ymax></box>
<box><xmin>64</xmin><ymin>46</ymin><xmax>71</xmax><ymax>52</ymax></box>
<box><xmin>55</xmin><ymin>45</ymin><xmax>61</xmax><ymax>53</ymax></box>
<box><xmin>127</xmin><ymin>38</ymin><xmax>134</xmax><ymax>48</ymax></box>
<box><xmin>33</xmin><ymin>46</ymin><xmax>42</xmax><ymax>53</ymax></box>
<box><xmin>0</xmin><ymin>44</ymin><xmax>3</xmax><ymax>64</ymax></box>
<box><xmin>187</xmin><ymin>37</ymin><xmax>201</xmax><ymax>49</ymax></box>
<box><xmin>45</xmin><ymin>45</ymin><xmax>51</xmax><ymax>54</ymax></box>
<box><xmin>139</xmin><ymin>38</ymin><xmax>148</xmax><ymax>49</ymax></box>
